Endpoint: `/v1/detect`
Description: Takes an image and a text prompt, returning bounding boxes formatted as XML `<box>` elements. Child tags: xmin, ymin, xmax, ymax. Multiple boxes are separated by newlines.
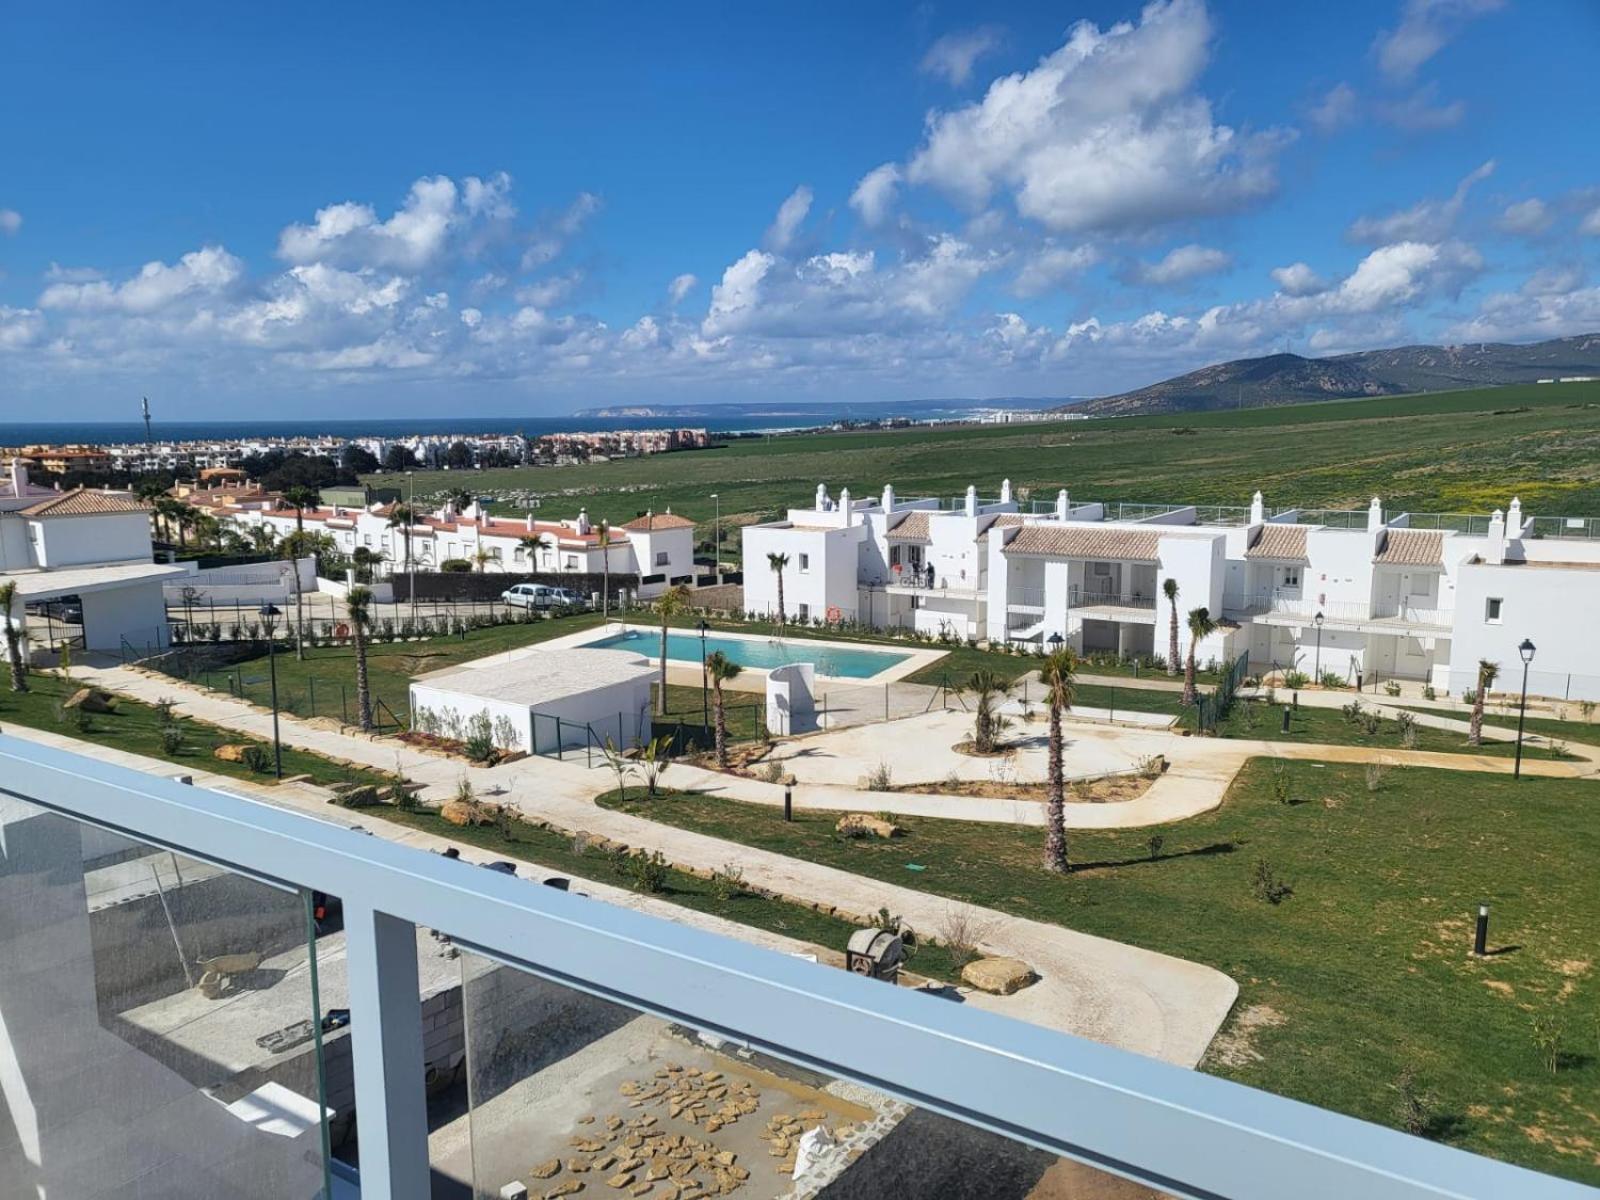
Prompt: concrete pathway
<box><xmin>62</xmin><ymin>662</ymin><xmax>1240</xmax><ymax>1068</ymax></box>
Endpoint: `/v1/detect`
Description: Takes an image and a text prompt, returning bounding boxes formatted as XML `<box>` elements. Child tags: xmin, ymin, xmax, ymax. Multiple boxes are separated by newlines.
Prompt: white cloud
<box><xmin>279</xmin><ymin>176</ymin><xmax>463</xmax><ymax>271</ymax></box>
<box><xmin>1129</xmin><ymin>243</ymin><xmax>1231</xmax><ymax>285</ymax></box>
<box><xmin>904</xmin><ymin>0</ymin><xmax>1287</xmax><ymax>235</ymax></box>
<box><xmin>1581</xmin><ymin>207</ymin><xmax>1600</xmax><ymax>237</ymax></box>
<box><xmin>43</xmin><ymin>263</ymin><xmax>103</xmax><ymax>284</ymax></box>
<box><xmin>1012</xmin><ymin>242</ymin><xmax>1099</xmax><ymax>297</ymax></box>
<box><xmin>667</xmin><ymin>273</ymin><xmax>698</xmax><ymax>304</ymax></box>
<box><xmin>1270</xmin><ymin>262</ymin><xmax>1328</xmax><ymax>297</ymax></box>
<box><xmin>920</xmin><ymin>26</ymin><xmax>1004</xmax><ymax>86</ymax></box>
<box><xmin>0</xmin><ymin>209</ymin><xmax>20</xmax><ymax>236</ymax></box>
<box><xmin>1497</xmin><ymin>198</ymin><xmax>1552</xmax><ymax>237</ymax></box>
<box><xmin>0</xmin><ymin>306</ymin><xmax>44</xmax><ymax>349</ymax></box>
<box><xmin>1522</xmin><ymin>264</ymin><xmax>1585</xmax><ymax>297</ymax></box>
<box><xmin>1374</xmin><ymin>0</ymin><xmax>1504</xmax><ymax>82</ymax></box>
<box><xmin>1330</xmin><ymin>240</ymin><xmax>1480</xmax><ymax>313</ymax></box>
<box><xmin>1377</xmin><ymin>83</ymin><xmax>1466</xmax><ymax>131</ymax></box>
<box><xmin>38</xmin><ymin>246</ymin><xmax>244</xmax><ymax>314</ymax></box>
<box><xmin>764</xmin><ymin>187</ymin><xmax>813</xmax><ymax>253</ymax></box>
<box><xmin>1347</xmin><ymin>159</ymin><xmax>1492</xmax><ymax>243</ymax></box>
<box><xmin>1309</xmin><ymin>83</ymin><xmax>1358</xmax><ymax>133</ymax></box>
<box><xmin>849</xmin><ymin>164</ymin><xmax>902</xmax><ymax>228</ymax></box>
<box><xmin>522</xmin><ymin>192</ymin><xmax>601</xmax><ymax>270</ymax></box>
<box><xmin>1449</xmin><ymin>269</ymin><xmax>1600</xmax><ymax>344</ymax></box>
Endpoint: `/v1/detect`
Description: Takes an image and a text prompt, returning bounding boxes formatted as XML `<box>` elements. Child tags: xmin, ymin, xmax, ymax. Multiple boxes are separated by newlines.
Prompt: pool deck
<box><xmin>543</xmin><ymin>621</ymin><xmax>947</xmax><ymax>685</ymax></box>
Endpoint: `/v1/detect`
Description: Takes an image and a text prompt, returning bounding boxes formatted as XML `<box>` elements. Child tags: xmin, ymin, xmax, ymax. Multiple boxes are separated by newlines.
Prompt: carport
<box><xmin>4</xmin><ymin>562</ymin><xmax>188</xmax><ymax>655</ymax></box>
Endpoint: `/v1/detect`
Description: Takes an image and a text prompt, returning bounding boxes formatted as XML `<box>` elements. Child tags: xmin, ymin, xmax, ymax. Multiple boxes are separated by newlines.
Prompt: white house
<box><xmin>1</xmin><ymin>462</ymin><xmax>186</xmax><ymax>653</ymax></box>
<box><xmin>742</xmin><ymin>479</ymin><xmax>1600</xmax><ymax>699</ymax></box>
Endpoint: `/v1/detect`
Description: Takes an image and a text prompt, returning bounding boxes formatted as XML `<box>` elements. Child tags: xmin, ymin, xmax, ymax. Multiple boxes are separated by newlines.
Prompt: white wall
<box><xmin>741</xmin><ymin>523</ymin><xmax>862</xmax><ymax>622</ymax></box>
<box><xmin>410</xmin><ymin>676</ymin><xmax>653</xmax><ymax>754</ymax></box>
<box><xmin>30</xmin><ymin>513</ymin><xmax>151</xmax><ymax>568</ymax></box>
<box><xmin>80</xmin><ymin>580</ymin><xmax>168</xmax><ymax>651</ymax></box>
<box><xmin>1449</xmin><ymin>560</ymin><xmax>1600</xmax><ymax>700</ymax></box>
<box><xmin>629</xmin><ymin>526</ymin><xmax>696</xmax><ymax>593</ymax></box>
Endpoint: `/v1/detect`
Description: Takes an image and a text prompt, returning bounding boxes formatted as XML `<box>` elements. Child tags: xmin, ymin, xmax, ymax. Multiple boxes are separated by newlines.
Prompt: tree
<box><xmin>282</xmin><ymin>485</ymin><xmax>320</xmax><ymax>536</ymax></box>
<box><xmin>382</xmin><ymin>444</ymin><xmax>419</xmax><ymax>473</ymax></box>
<box><xmin>473</xmin><ymin>548</ymin><xmax>493</xmax><ymax>573</ymax></box>
<box><xmin>705</xmin><ymin>650</ymin><xmax>744</xmax><ymax>769</ymax></box>
<box><xmin>1163</xmin><ymin>578</ymin><xmax>1180</xmax><ymax>676</ymax></box>
<box><xmin>517</xmin><ymin>533</ymin><xmax>545</xmax><ymax>574</ymax></box>
<box><xmin>248</xmin><ymin>523</ymin><xmax>278</xmax><ymax>555</ymax></box>
<box><xmin>766</xmin><ymin>552</ymin><xmax>790</xmax><ymax>627</ymax></box>
<box><xmin>445</xmin><ymin>486</ymin><xmax>474</xmax><ymax>514</ymax></box>
<box><xmin>445</xmin><ymin>441</ymin><xmax>474</xmax><ymax>470</ymax></box>
<box><xmin>347</xmin><ymin>586</ymin><xmax>375</xmax><ymax>732</ymax></box>
<box><xmin>1184</xmin><ymin>606</ymin><xmax>1218</xmax><ymax>707</ymax></box>
<box><xmin>258</xmin><ymin>452</ymin><xmax>349</xmax><ymax>493</ymax></box>
<box><xmin>281</xmin><ymin>487</ymin><xmax>320</xmax><ymax>662</ymax></box>
<box><xmin>341</xmin><ymin>444</ymin><xmax>380</xmax><ymax>475</ymax></box>
<box><xmin>387</xmin><ymin>504</ymin><xmax>419</xmax><ymax>581</ymax></box>
<box><xmin>597</xmin><ymin>520</ymin><xmax>613</xmax><ymax>620</ymax></box>
<box><xmin>1468</xmin><ymin>659</ymin><xmax>1500</xmax><ymax>745</ymax></box>
<box><xmin>962</xmin><ymin>668</ymin><xmax>1013</xmax><ymax>754</ymax></box>
<box><xmin>1</xmin><ymin>580</ymin><xmax>28</xmax><ymax>693</ymax></box>
<box><xmin>1040</xmin><ymin>648</ymin><xmax>1077</xmax><ymax>873</ymax></box>
<box><xmin>653</xmin><ymin>585</ymin><xmax>691</xmax><ymax>715</ymax></box>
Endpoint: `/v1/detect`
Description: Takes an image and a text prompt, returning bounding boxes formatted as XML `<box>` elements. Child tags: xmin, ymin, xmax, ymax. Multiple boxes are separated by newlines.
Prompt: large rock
<box><xmin>835</xmin><ymin>813</ymin><xmax>902</xmax><ymax>839</ymax></box>
<box><xmin>214</xmin><ymin>743</ymin><xmax>253</xmax><ymax>763</ymax></box>
<box><xmin>63</xmin><ymin>687</ymin><xmax>115</xmax><ymax>714</ymax></box>
<box><xmin>440</xmin><ymin>798</ymin><xmax>493</xmax><ymax>827</ymax></box>
<box><xmin>961</xmin><ymin>956</ymin><xmax>1037</xmax><ymax>996</ymax></box>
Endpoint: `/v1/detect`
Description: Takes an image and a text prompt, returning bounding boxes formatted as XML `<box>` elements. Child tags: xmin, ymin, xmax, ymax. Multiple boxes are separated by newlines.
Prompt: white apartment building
<box><xmin>213</xmin><ymin>497</ymin><xmax>697</xmax><ymax>597</ymax></box>
<box><xmin>742</xmin><ymin>480</ymin><xmax>1600</xmax><ymax>699</ymax></box>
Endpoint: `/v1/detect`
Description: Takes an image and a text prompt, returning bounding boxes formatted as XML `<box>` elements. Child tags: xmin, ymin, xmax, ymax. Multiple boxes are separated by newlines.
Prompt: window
<box><xmin>798</xmin><ymin>553</ymin><xmax>810</xmax><ymax>573</ymax></box>
<box><xmin>1485</xmin><ymin>597</ymin><xmax>1503</xmax><ymax>624</ymax></box>
<box><xmin>1281</xmin><ymin>567</ymin><xmax>1301</xmax><ymax>588</ymax></box>
<box><xmin>889</xmin><ymin>544</ymin><xmax>901</xmax><ymax>568</ymax></box>
<box><xmin>514</xmin><ymin>546</ymin><xmax>526</xmax><ymax>562</ymax></box>
<box><xmin>655</xmin><ymin>550</ymin><xmax>669</xmax><ymax>567</ymax></box>
<box><xmin>797</xmin><ymin>603</ymin><xmax>811</xmax><ymax>622</ymax></box>
<box><xmin>1092</xmin><ymin>562</ymin><xmax>1111</xmax><ymax>576</ymax></box>
<box><xmin>565</xmin><ymin>555</ymin><xmax>579</xmax><ymax>569</ymax></box>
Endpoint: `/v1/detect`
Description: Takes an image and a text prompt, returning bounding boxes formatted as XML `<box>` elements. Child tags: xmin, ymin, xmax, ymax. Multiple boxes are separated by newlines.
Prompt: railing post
<box><xmin>343</xmin><ymin>903</ymin><xmax>431</xmax><ymax>1200</ymax></box>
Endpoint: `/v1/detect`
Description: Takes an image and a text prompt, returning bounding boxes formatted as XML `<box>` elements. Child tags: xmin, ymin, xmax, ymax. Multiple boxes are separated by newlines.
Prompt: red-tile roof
<box><xmin>1001</xmin><ymin>525</ymin><xmax>1161</xmax><ymax>561</ymax></box>
<box><xmin>1245</xmin><ymin>525</ymin><xmax>1309</xmax><ymax>562</ymax></box>
<box><xmin>19</xmin><ymin>488</ymin><xmax>149</xmax><ymax>518</ymax></box>
<box><xmin>622</xmin><ymin>511</ymin><xmax>696</xmax><ymax>531</ymax></box>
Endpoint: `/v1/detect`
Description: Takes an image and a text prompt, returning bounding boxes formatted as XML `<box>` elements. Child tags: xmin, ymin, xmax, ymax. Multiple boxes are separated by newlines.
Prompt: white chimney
<box><xmin>1367</xmin><ymin>496</ymin><xmax>1384</xmax><ymax>533</ymax></box>
<box><xmin>1506</xmin><ymin>496</ymin><xmax>1523</xmax><ymax>537</ymax></box>
<box><xmin>881</xmin><ymin>483</ymin><xmax>895</xmax><ymax>512</ymax></box>
<box><xmin>965</xmin><ymin>485</ymin><xmax>977</xmax><ymax>517</ymax></box>
<box><xmin>1486</xmin><ymin>508</ymin><xmax>1506</xmax><ymax>565</ymax></box>
<box><xmin>525</xmin><ymin>513</ymin><xmax>534</xmax><ymax>532</ymax></box>
<box><xmin>839</xmin><ymin>487</ymin><xmax>852</xmax><ymax>525</ymax></box>
<box><xmin>577</xmin><ymin>508</ymin><xmax>591</xmax><ymax>535</ymax></box>
<box><xmin>1000</xmin><ymin>478</ymin><xmax>1012</xmax><ymax>504</ymax></box>
<box><xmin>1250</xmin><ymin>490</ymin><xmax>1265</xmax><ymax>525</ymax></box>
<box><xmin>815</xmin><ymin>483</ymin><xmax>829</xmax><ymax>511</ymax></box>
<box><xmin>1056</xmin><ymin>489</ymin><xmax>1069</xmax><ymax>520</ymax></box>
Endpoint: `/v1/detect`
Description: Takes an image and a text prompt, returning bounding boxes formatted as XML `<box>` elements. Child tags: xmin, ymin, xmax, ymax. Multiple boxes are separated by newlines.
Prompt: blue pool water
<box><xmin>586</xmin><ymin>629</ymin><xmax>913</xmax><ymax>678</ymax></box>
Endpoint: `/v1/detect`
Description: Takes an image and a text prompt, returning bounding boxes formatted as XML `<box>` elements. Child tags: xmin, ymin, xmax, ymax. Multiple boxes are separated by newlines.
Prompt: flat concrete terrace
<box><xmin>413</xmin><ymin>643</ymin><xmax>657</xmax><ymax>701</ymax></box>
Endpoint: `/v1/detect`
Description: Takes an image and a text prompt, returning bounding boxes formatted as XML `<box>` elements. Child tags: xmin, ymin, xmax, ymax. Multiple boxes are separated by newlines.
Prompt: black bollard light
<box><xmin>784</xmin><ymin>786</ymin><xmax>793</xmax><ymax>822</ymax></box>
<box><xmin>1281</xmin><ymin>706</ymin><xmax>1291</xmax><ymax>733</ymax></box>
<box><xmin>1473</xmin><ymin>902</ymin><xmax>1489</xmax><ymax>956</ymax></box>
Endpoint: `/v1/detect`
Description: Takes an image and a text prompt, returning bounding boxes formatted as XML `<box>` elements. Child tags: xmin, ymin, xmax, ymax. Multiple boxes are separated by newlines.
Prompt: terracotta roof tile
<box><xmin>1245</xmin><ymin>524</ymin><xmax>1309</xmax><ymax>562</ymax></box>
<box><xmin>621</xmin><ymin>511</ymin><xmax>696</xmax><ymax>531</ymax></box>
<box><xmin>19</xmin><ymin>488</ymin><xmax>149</xmax><ymax>518</ymax></box>
<box><xmin>1374</xmin><ymin>528</ymin><xmax>1444</xmax><ymax>566</ymax></box>
<box><xmin>1000</xmin><ymin>525</ymin><xmax>1161</xmax><ymax>561</ymax></box>
<box><xmin>886</xmin><ymin>511</ymin><xmax>932</xmax><ymax>542</ymax></box>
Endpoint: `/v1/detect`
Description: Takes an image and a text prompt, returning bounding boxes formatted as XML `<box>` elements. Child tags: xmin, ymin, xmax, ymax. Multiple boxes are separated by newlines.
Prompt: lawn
<box><xmin>0</xmin><ymin>672</ymin><xmax>381</xmax><ymax>789</ymax></box>
<box><xmin>364</xmin><ymin>381</ymin><xmax>1600</xmax><ymax>534</ymax></box>
<box><xmin>374</xmin><ymin>805</ymin><xmax>962</xmax><ymax>984</ymax></box>
<box><xmin>1395</xmin><ymin>704</ymin><xmax>1600</xmax><ymax>749</ymax></box>
<box><xmin>1215</xmin><ymin>698</ymin><xmax>1576</xmax><ymax>760</ymax></box>
<box><xmin>656</xmin><ymin>684</ymin><xmax>765</xmax><ymax>745</ymax></box>
<box><xmin>597</xmin><ymin>763</ymin><xmax>1600</xmax><ymax>1185</ymax></box>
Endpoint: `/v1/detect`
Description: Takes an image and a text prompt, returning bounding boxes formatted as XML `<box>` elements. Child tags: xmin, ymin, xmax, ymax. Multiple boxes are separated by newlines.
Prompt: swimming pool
<box><xmin>584</xmin><ymin>629</ymin><xmax>914</xmax><ymax>679</ymax></box>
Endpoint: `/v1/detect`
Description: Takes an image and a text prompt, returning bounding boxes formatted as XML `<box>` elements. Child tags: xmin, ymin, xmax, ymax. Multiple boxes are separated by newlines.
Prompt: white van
<box><xmin>501</xmin><ymin>583</ymin><xmax>584</xmax><ymax>610</ymax></box>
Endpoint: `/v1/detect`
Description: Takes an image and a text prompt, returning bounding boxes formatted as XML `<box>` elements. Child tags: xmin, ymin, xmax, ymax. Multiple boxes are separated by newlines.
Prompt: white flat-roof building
<box><xmin>742</xmin><ymin>481</ymin><xmax>1600</xmax><ymax>699</ymax></box>
<box><xmin>409</xmin><ymin>646</ymin><xmax>655</xmax><ymax>754</ymax></box>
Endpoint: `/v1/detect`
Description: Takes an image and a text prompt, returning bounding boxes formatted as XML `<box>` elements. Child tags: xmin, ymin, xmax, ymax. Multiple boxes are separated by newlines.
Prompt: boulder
<box><xmin>440</xmin><ymin>798</ymin><xmax>493</xmax><ymax>827</ymax></box>
<box><xmin>213</xmin><ymin>743</ymin><xmax>253</xmax><ymax>763</ymax></box>
<box><xmin>63</xmin><ymin>687</ymin><xmax>115</xmax><ymax>714</ymax></box>
<box><xmin>333</xmin><ymin>784</ymin><xmax>382</xmax><ymax>809</ymax></box>
<box><xmin>835</xmin><ymin>813</ymin><xmax>902</xmax><ymax>839</ymax></box>
<box><xmin>961</xmin><ymin>956</ymin><xmax>1037</xmax><ymax>996</ymax></box>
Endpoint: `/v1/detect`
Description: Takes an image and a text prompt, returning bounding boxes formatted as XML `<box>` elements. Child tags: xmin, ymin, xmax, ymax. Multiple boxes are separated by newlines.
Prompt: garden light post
<box><xmin>1313</xmin><ymin>611</ymin><xmax>1325</xmax><ymax>682</ymax></box>
<box><xmin>259</xmin><ymin>603</ymin><xmax>283</xmax><ymax>780</ymax></box>
<box><xmin>1473</xmin><ymin>901</ymin><xmax>1490</xmax><ymax>957</ymax></box>
<box><xmin>710</xmin><ymin>493</ymin><xmax>720</xmax><ymax>574</ymax></box>
<box><xmin>406</xmin><ymin>470</ymin><xmax>417</xmax><ymax>623</ymax></box>
<box><xmin>1514</xmin><ymin>638</ymin><xmax>1535</xmax><ymax>779</ymax></box>
<box><xmin>698</xmin><ymin>617</ymin><xmax>710</xmax><ymax>728</ymax></box>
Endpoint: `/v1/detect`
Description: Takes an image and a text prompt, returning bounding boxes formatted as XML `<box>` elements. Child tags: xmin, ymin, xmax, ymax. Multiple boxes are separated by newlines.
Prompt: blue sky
<box><xmin>2</xmin><ymin>0</ymin><xmax>1598</xmax><ymax>419</ymax></box>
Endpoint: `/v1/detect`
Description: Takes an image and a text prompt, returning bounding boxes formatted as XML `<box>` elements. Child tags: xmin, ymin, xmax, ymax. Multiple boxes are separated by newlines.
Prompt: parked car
<box><xmin>27</xmin><ymin>598</ymin><xmax>83</xmax><ymax>624</ymax></box>
<box><xmin>501</xmin><ymin>583</ymin><xmax>585</xmax><ymax>610</ymax></box>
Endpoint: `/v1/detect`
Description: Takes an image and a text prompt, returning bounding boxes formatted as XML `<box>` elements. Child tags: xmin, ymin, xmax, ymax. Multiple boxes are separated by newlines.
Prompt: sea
<box><xmin>0</xmin><ymin>399</ymin><xmax>1072</xmax><ymax>447</ymax></box>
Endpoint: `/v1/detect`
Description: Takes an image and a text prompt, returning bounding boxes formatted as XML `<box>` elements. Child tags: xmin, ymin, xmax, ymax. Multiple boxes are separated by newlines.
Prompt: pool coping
<box><xmin>540</xmin><ymin>622</ymin><xmax>948</xmax><ymax>685</ymax></box>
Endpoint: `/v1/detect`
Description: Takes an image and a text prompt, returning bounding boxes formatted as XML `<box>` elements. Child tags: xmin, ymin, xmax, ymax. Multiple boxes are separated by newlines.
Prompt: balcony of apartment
<box><xmin>1068</xmin><ymin>583</ymin><xmax>1159</xmax><ymax>623</ymax></box>
<box><xmin>881</xmin><ymin>566</ymin><xmax>984</xmax><ymax>602</ymax></box>
<box><xmin>1226</xmin><ymin>592</ymin><xmax>1453</xmax><ymax>635</ymax></box>
<box><xmin>1</xmin><ymin>735</ymin><xmax>1586</xmax><ymax>1200</ymax></box>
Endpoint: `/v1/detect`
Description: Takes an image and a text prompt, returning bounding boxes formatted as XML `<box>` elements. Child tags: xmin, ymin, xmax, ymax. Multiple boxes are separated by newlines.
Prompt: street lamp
<box><xmin>709</xmin><ymin>493</ymin><xmax>721</xmax><ymax>577</ymax></box>
<box><xmin>1514</xmin><ymin>638</ymin><xmax>1536</xmax><ymax>779</ymax></box>
<box><xmin>1313</xmin><ymin>611</ymin><xmax>1325</xmax><ymax>682</ymax></box>
<box><xmin>406</xmin><ymin>469</ymin><xmax>417</xmax><ymax>623</ymax></box>
<box><xmin>698</xmin><ymin>617</ymin><xmax>710</xmax><ymax>728</ymax></box>
<box><xmin>259</xmin><ymin>603</ymin><xmax>283</xmax><ymax>780</ymax></box>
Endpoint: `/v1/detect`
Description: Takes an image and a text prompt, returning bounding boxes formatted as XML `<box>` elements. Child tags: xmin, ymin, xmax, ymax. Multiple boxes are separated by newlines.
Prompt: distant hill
<box><xmin>1067</xmin><ymin>334</ymin><xmax>1600</xmax><ymax>417</ymax></box>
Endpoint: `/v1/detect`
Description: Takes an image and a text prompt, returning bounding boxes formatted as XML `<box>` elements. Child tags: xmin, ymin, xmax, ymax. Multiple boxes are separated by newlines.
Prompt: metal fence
<box><xmin>1191</xmin><ymin>650</ymin><xmax>1251</xmax><ymax>734</ymax></box>
<box><xmin>145</xmin><ymin>652</ymin><xmax>409</xmax><ymax>733</ymax></box>
<box><xmin>526</xmin><ymin>703</ymin><xmax>768</xmax><ymax>764</ymax></box>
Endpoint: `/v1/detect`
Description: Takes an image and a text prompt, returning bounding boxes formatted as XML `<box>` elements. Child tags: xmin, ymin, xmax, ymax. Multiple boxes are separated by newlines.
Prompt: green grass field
<box><xmin>364</xmin><ymin>381</ymin><xmax>1600</xmax><ymax>534</ymax></box>
<box><xmin>1395</xmin><ymin>704</ymin><xmax>1600</xmax><ymax>749</ymax></box>
<box><xmin>0</xmin><ymin>673</ymin><xmax>380</xmax><ymax>789</ymax></box>
<box><xmin>597</xmin><ymin>763</ymin><xmax>1600</xmax><ymax>1184</ymax></box>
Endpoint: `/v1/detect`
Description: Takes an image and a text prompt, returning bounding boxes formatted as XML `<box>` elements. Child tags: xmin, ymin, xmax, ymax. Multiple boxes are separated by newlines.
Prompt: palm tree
<box><xmin>1040</xmin><ymin>647</ymin><xmax>1077</xmax><ymax>873</ymax></box>
<box><xmin>248</xmin><ymin>523</ymin><xmax>278</xmax><ymax>555</ymax></box>
<box><xmin>445</xmin><ymin>487</ymin><xmax>474</xmax><ymax>515</ymax></box>
<box><xmin>282</xmin><ymin>485</ymin><xmax>320</xmax><ymax>537</ymax></box>
<box><xmin>653</xmin><ymin>584</ymin><xmax>691</xmax><ymax>716</ymax></box>
<box><xmin>766</xmin><ymin>552</ymin><xmax>790</xmax><ymax>627</ymax></box>
<box><xmin>962</xmin><ymin>668</ymin><xmax>1013</xmax><ymax>754</ymax></box>
<box><xmin>597</xmin><ymin>520</ymin><xmax>612</xmax><ymax>619</ymax></box>
<box><xmin>172</xmin><ymin>501</ymin><xmax>198</xmax><ymax>551</ymax></box>
<box><xmin>1183</xmin><ymin>606</ymin><xmax>1217</xmax><ymax>707</ymax></box>
<box><xmin>387</xmin><ymin>503</ymin><xmax>419</xmax><ymax>582</ymax></box>
<box><xmin>1</xmin><ymin>580</ymin><xmax>28</xmax><ymax>693</ymax></box>
<box><xmin>346</xmin><ymin>585</ymin><xmax>375</xmax><ymax>732</ymax></box>
<box><xmin>705</xmin><ymin>650</ymin><xmax>744</xmax><ymax>769</ymax></box>
<box><xmin>473</xmin><ymin>548</ymin><xmax>492</xmax><ymax>573</ymax></box>
<box><xmin>1468</xmin><ymin>659</ymin><xmax>1500</xmax><ymax>745</ymax></box>
<box><xmin>1163</xmin><ymin>578</ymin><xmax>1180</xmax><ymax>676</ymax></box>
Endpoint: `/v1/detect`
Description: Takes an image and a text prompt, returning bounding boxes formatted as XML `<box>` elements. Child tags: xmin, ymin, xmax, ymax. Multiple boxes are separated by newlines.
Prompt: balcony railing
<box><xmin>0</xmin><ymin>734</ymin><xmax>1587</xmax><ymax>1200</ymax></box>
<box><xmin>1070</xmin><ymin>585</ymin><xmax>1158</xmax><ymax>612</ymax></box>
<box><xmin>1228</xmin><ymin>593</ymin><xmax>1454</xmax><ymax>631</ymax></box>
<box><xmin>1007</xmin><ymin>585</ymin><xmax>1046</xmax><ymax>610</ymax></box>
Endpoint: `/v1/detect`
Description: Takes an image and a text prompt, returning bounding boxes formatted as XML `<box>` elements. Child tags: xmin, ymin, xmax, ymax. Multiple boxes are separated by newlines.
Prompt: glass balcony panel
<box><xmin>0</xmin><ymin>794</ymin><xmax>330</xmax><ymax>1199</ymax></box>
<box><xmin>450</xmin><ymin>948</ymin><xmax>1169</xmax><ymax>1200</ymax></box>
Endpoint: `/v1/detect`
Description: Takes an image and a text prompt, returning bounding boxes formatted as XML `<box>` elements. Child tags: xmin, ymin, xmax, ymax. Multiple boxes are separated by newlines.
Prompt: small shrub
<box><xmin>241</xmin><ymin>743</ymin><xmax>272</xmax><ymax>774</ymax></box>
<box><xmin>1282</xmin><ymin>670</ymin><xmax>1310</xmax><ymax>690</ymax></box>
<box><xmin>1422</xmin><ymin>684</ymin><xmax>1437</xmax><ymax>701</ymax></box>
<box><xmin>1530</xmin><ymin>1012</ymin><xmax>1565</xmax><ymax>1074</ymax></box>
<box><xmin>1319</xmin><ymin>671</ymin><xmax>1346</xmax><ymax>690</ymax></box>
<box><xmin>1548</xmin><ymin>739</ymin><xmax>1569</xmax><ymax>760</ymax></box>
<box><xmin>1146</xmin><ymin>834</ymin><xmax>1165</xmax><ymax>860</ymax></box>
<box><xmin>1340</xmin><ymin>699</ymin><xmax>1364</xmax><ymax>724</ymax></box>
<box><xmin>1249</xmin><ymin>858</ymin><xmax>1292</xmax><ymax>904</ymax></box>
<box><xmin>462</xmin><ymin>712</ymin><xmax>496</xmax><ymax>763</ymax></box>
<box><xmin>1580</xmin><ymin>699</ymin><xmax>1596</xmax><ymax>724</ymax></box>
<box><xmin>623</xmin><ymin>849</ymin><xmax>670</xmax><ymax>894</ymax></box>
<box><xmin>1136</xmin><ymin>754</ymin><xmax>1165</xmax><ymax>779</ymax></box>
<box><xmin>935</xmin><ymin>904</ymin><xmax>996</xmax><ymax>969</ymax></box>
<box><xmin>860</xmin><ymin>760</ymin><xmax>893</xmax><ymax>790</ymax></box>
<box><xmin>1269</xmin><ymin>760</ymin><xmax>1293</xmax><ymax>805</ymax></box>
<box><xmin>1400</xmin><ymin>724</ymin><xmax>1419</xmax><ymax>750</ymax></box>
<box><xmin>154</xmin><ymin>697</ymin><xmax>177</xmax><ymax>724</ymax></box>
<box><xmin>159</xmin><ymin>725</ymin><xmax>185</xmax><ymax>757</ymax></box>
<box><xmin>1383</xmin><ymin>680</ymin><xmax>1402</xmax><ymax>697</ymax></box>
<box><xmin>709</xmin><ymin>863</ymin><xmax>745</xmax><ymax>902</ymax></box>
<box><xmin>453</xmin><ymin>774</ymin><xmax>476</xmax><ymax>805</ymax></box>
<box><xmin>1360</xmin><ymin>709</ymin><xmax>1383</xmax><ymax>736</ymax></box>
<box><xmin>1394</xmin><ymin>710</ymin><xmax>1417</xmax><ymax>735</ymax></box>
<box><xmin>1365</xmin><ymin>761</ymin><xmax>1387</xmax><ymax>793</ymax></box>
<box><xmin>869</xmin><ymin>906</ymin><xmax>918</xmax><ymax>957</ymax></box>
<box><xmin>1461</xmin><ymin>688</ymin><xmax>1478</xmax><ymax>706</ymax></box>
<box><xmin>1393</xmin><ymin>1067</ymin><xmax>1437</xmax><ymax>1139</ymax></box>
